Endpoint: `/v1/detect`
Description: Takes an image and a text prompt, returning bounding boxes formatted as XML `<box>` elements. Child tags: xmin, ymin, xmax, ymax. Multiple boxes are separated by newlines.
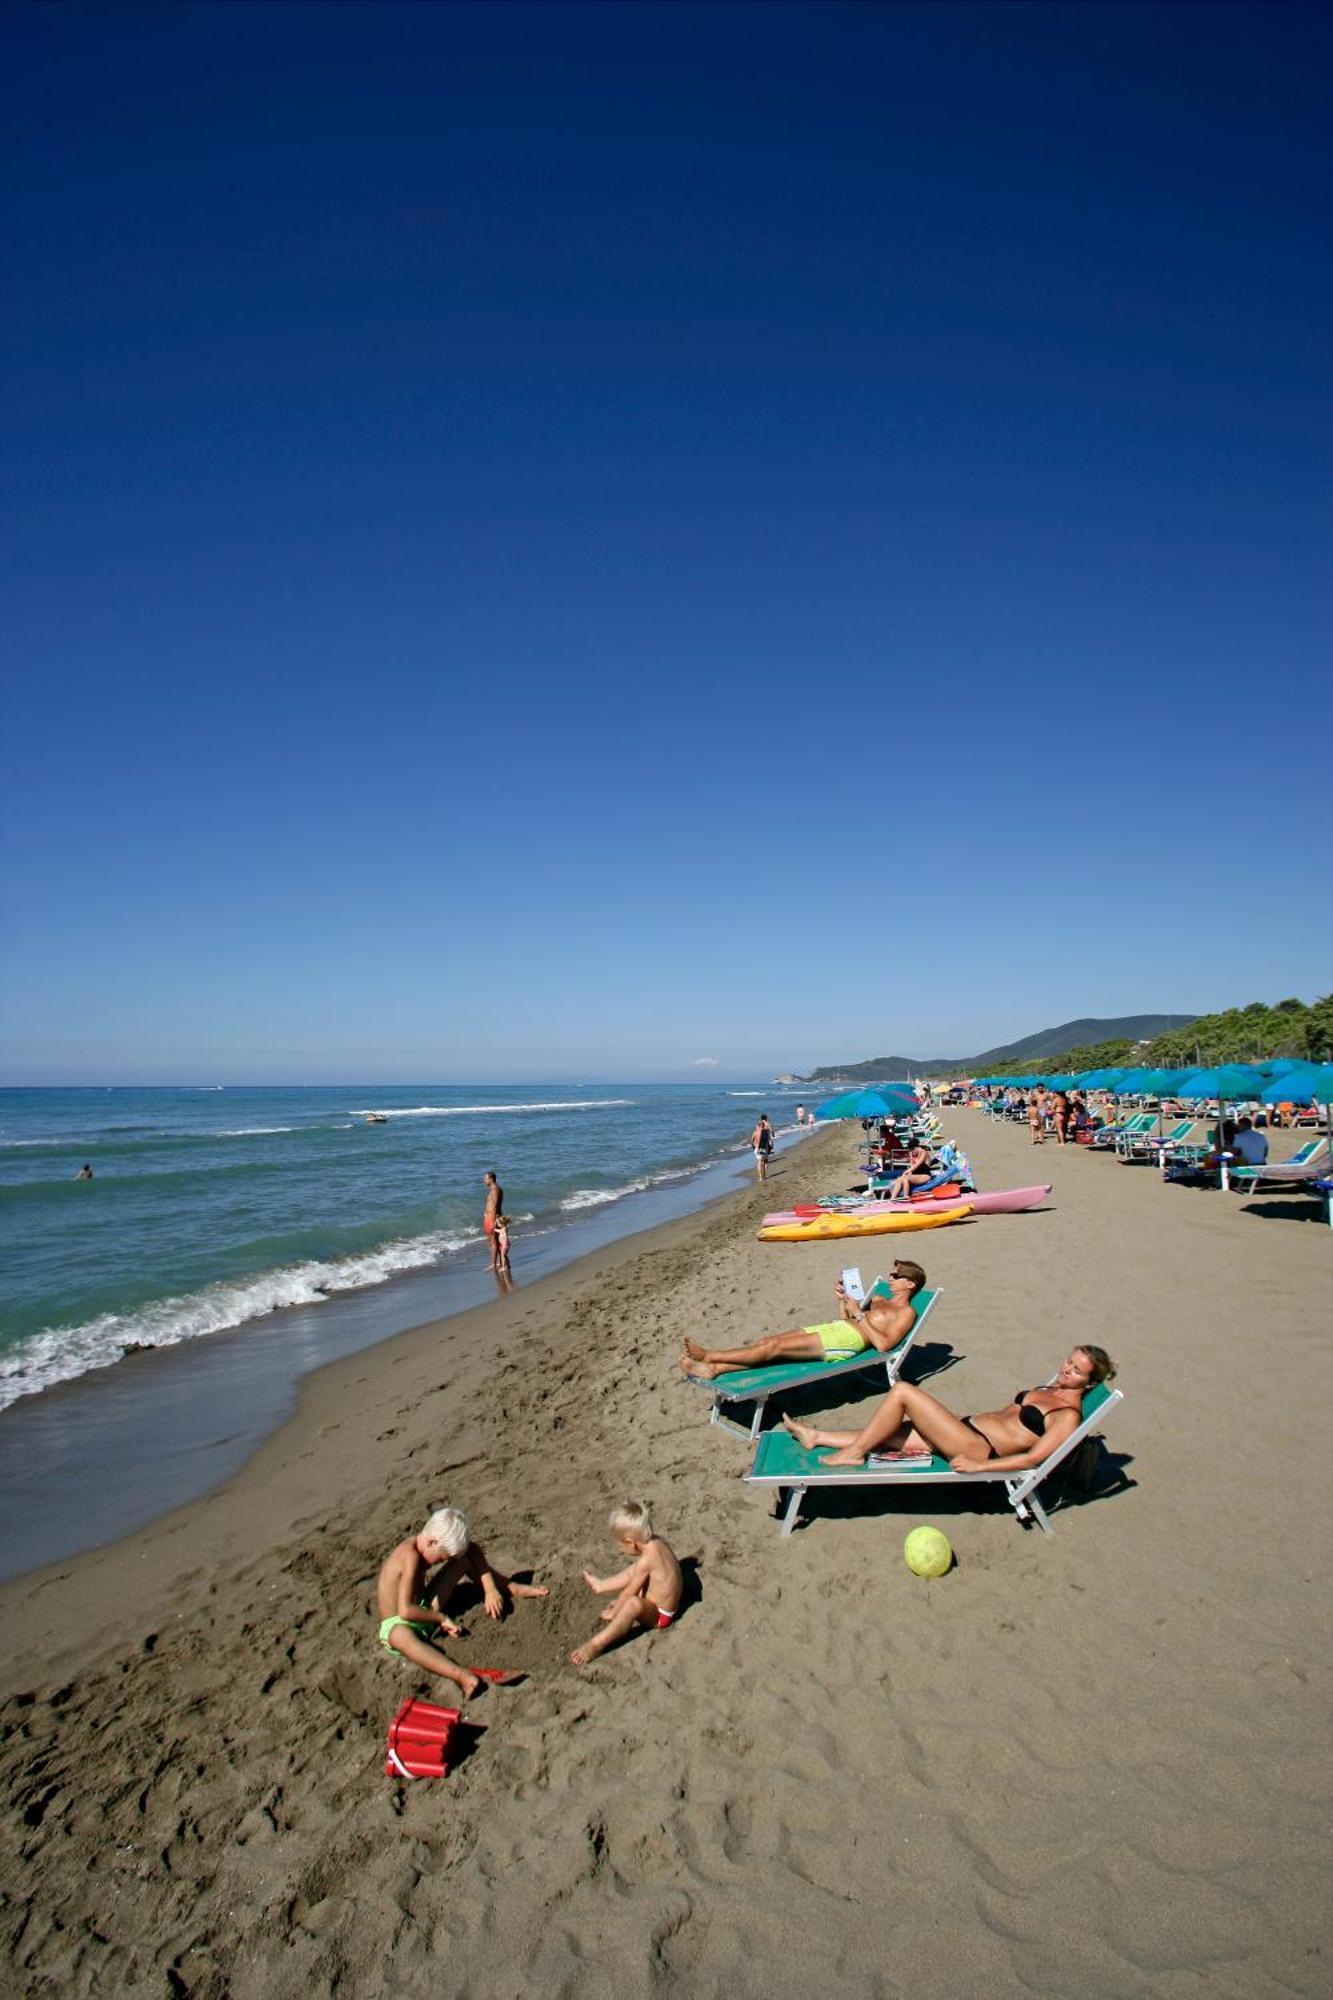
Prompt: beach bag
<box><xmin>386</xmin><ymin>1696</ymin><xmax>461</xmax><ymax>1780</ymax></box>
<box><xmin>1056</xmin><ymin>1433</ymin><xmax>1111</xmax><ymax>1497</ymax></box>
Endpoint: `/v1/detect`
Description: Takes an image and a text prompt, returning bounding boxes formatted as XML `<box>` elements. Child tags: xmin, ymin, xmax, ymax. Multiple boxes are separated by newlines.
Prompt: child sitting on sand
<box><xmin>571</xmin><ymin>1501</ymin><xmax>682</xmax><ymax>1667</ymax></box>
<box><xmin>376</xmin><ymin>1504</ymin><xmax>548</xmax><ymax>1700</ymax></box>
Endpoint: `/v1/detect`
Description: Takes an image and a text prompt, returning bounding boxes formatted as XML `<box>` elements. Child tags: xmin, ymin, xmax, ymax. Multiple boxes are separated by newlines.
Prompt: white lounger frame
<box><xmin>747</xmin><ymin>1385</ymin><xmax>1123</xmax><ymax>1537</ymax></box>
<box><xmin>697</xmin><ymin>1287</ymin><xmax>940</xmax><ymax>1443</ymax></box>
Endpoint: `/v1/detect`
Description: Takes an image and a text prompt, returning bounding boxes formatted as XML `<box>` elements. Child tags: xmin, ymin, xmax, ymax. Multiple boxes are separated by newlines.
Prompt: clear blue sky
<box><xmin>3</xmin><ymin>3</ymin><xmax>1329</xmax><ymax>1083</ymax></box>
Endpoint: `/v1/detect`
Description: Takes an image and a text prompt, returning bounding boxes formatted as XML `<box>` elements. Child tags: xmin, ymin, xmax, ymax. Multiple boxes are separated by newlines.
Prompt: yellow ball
<box><xmin>904</xmin><ymin>1526</ymin><xmax>953</xmax><ymax>1577</ymax></box>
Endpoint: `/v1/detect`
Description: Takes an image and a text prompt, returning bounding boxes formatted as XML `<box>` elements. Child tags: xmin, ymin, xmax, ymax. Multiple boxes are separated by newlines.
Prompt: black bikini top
<box><xmin>1014</xmin><ymin>1389</ymin><xmax>1048</xmax><ymax>1437</ymax></box>
<box><xmin>1014</xmin><ymin>1388</ymin><xmax>1084</xmax><ymax>1437</ymax></box>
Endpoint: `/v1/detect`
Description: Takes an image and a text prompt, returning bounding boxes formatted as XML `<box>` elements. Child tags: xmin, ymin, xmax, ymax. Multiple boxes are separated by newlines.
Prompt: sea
<box><xmin>0</xmin><ymin>1083</ymin><xmax>811</xmax><ymax>1574</ymax></box>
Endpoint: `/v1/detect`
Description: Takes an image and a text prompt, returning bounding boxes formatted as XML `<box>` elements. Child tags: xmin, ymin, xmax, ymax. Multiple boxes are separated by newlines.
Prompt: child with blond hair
<box><xmin>375</xmin><ymin>1504</ymin><xmax>548</xmax><ymax>1699</ymax></box>
<box><xmin>571</xmin><ymin>1501</ymin><xmax>682</xmax><ymax>1666</ymax></box>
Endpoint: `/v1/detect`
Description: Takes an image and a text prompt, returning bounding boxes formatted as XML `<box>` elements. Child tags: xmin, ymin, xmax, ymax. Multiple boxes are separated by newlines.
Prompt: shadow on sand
<box><xmin>774</xmin><ymin>1447</ymin><xmax>1137</xmax><ymax>1535</ymax></box>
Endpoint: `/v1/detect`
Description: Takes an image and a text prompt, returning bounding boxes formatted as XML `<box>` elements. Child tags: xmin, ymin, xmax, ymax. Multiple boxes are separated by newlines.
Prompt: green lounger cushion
<box><xmin>749</xmin><ymin>1380</ymin><xmax>1116</xmax><ymax>1482</ymax></box>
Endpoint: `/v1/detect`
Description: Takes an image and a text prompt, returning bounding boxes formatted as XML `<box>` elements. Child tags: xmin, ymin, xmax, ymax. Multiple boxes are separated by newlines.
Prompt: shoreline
<box><xmin>2</xmin><ymin>1108</ymin><xmax>1329</xmax><ymax>1996</ymax></box>
<box><xmin>0</xmin><ymin>1119</ymin><xmax>845</xmax><ymax>1673</ymax></box>
<box><xmin>0</xmin><ymin>1123</ymin><xmax>818</xmax><ymax>1582</ymax></box>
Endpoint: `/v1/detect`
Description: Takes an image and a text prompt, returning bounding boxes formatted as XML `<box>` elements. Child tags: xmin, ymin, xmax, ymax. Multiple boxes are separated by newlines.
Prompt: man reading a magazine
<box><xmin>680</xmin><ymin>1262</ymin><xmax>925</xmax><ymax>1380</ymax></box>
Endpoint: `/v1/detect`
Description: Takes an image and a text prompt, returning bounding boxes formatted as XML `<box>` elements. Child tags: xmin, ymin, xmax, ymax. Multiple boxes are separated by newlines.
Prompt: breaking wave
<box><xmin>0</xmin><ymin>1227</ymin><xmax>481</xmax><ymax>1412</ymax></box>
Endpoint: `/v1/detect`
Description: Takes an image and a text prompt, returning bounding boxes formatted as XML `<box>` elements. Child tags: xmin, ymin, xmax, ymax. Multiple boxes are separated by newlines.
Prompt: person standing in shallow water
<box><xmin>482</xmin><ymin>1171</ymin><xmax>505</xmax><ymax>1271</ymax></box>
<box><xmin>75</xmin><ymin>1163</ymin><xmax>93</xmax><ymax>1180</ymax></box>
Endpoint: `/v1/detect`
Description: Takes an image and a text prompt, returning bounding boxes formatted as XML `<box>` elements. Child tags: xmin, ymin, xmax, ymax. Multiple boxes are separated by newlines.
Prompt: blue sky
<box><xmin>3</xmin><ymin>2</ymin><xmax>1329</xmax><ymax>1083</ymax></box>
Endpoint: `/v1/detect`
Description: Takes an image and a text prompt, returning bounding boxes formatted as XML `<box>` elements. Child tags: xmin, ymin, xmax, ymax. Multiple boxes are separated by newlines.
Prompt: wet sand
<box><xmin>1</xmin><ymin>1110</ymin><xmax>1329</xmax><ymax>1997</ymax></box>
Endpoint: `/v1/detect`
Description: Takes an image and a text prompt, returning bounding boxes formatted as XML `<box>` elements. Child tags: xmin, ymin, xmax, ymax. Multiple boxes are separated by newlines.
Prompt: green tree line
<box><xmin>984</xmin><ymin>995</ymin><xmax>1333</xmax><ymax>1077</ymax></box>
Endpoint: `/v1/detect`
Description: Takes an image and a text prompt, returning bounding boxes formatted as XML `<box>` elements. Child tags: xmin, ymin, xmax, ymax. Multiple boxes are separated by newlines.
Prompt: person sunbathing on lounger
<box><xmin>679</xmin><ymin>1262</ymin><xmax>925</xmax><ymax>1382</ymax></box>
<box><xmin>781</xmin><ymin>1344</ymin><xmax>1116</xmax><ymax>1468</ymax></box>
<box><xmin>882</xmin><ymin>1143</ymin><xmax>938</xmax><ymax>1198</ymax></box>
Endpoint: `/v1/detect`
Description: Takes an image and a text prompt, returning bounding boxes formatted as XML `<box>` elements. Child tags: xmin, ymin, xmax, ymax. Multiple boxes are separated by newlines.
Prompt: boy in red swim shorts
<box><xmin>571</xmin><ymin>1501</ymin><xmax>682</xmax><ymax>1665</ymax></box>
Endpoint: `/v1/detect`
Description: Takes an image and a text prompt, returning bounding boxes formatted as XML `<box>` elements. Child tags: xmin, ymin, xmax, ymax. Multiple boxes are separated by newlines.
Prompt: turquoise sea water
<box><xmin>0</xmin><ymin>1083</ymin><xmax>800</xmax><ymax>1412</ymax></box>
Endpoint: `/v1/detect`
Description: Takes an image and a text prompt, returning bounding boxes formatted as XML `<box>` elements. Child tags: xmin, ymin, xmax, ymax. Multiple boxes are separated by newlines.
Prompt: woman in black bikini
<box><xmin>781</xmin><ymin>1345</ymin><xmax>1116</xmax><ymax>1470</ymax></box>
<box><xmin>884</xmin><ymin>1143</ymin><xmax>936</xmax><ymax>1200</ymax></box>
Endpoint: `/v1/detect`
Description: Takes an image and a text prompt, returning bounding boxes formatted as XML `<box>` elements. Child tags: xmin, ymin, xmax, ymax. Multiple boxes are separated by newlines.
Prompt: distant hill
<box><xmin>965</xmin><ymin>1015</ymin><xmax>1199</xmax><ymax>1070</ymax></box>
<box><xmin>796</xmin><ymin>1014</ymin><xmax>1199</xmax><ymax>1084</ymax></box>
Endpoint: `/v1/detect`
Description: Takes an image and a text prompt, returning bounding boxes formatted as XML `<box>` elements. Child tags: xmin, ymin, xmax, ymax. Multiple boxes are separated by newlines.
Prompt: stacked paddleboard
<box><xmin>762</xmin><ymin>1184</ymin><xmax>1050</xmax><ymax>1229</ymax></box>
<box><xmin>758</xmin><ymin>1205</ymin><xmax>972</xmax><ymax>1242</ymax></box>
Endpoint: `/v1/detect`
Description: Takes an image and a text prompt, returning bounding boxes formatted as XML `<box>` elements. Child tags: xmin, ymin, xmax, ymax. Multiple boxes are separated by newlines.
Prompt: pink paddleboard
<box><xmin>763</xmin><ymin>1184</ymin><xmax>1050</xmax><ymax>1226</ymax></box>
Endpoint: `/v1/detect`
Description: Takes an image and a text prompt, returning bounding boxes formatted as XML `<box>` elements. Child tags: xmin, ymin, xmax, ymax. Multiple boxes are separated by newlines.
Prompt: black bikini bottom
<box><xmin>960</xmin><ymin>1416</ymin><xmax>999</xmax><ymax>1461</ymax></box>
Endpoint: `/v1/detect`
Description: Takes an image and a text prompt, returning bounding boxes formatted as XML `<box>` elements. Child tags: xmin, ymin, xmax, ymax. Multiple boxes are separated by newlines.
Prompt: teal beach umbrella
<box><xmin>1260</xmin><ymin>1064</ymin><xmax>1333</xmax><ymax>1104</ymax></box>
<box><xmin>1175</xmin><ymin>1065</ymin><xmax>1267</xmax><ymax>1103</ymax></box>
<box><xmin>1110</xmin><ymin>1068</ymin><xmax>1158</xmax><ymax>1095</ymax></box>
<box><xmin>815</xmin><ymin>1087</ymin><xmax>918</xmax><ymax>1121</ymax></box>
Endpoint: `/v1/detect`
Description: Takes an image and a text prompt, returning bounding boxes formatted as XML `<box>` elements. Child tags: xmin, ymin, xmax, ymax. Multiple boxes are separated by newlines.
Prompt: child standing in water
<box><xmin>571</xmin><ymin>1501</ymin><xmax>682</xmax><ymax>1666</ymax></box>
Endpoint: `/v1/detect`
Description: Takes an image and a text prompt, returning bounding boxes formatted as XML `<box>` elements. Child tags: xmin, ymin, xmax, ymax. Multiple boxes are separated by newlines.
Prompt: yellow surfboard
<box><xmin>758</xmin><ymin>1204</ymin><xmax>972</xmax><ymax>1243</ymax></box>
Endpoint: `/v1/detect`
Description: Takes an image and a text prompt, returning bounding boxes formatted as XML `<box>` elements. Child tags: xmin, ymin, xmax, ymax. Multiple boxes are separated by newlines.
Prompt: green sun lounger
<box><xmin>744</xmin><ymin>1381</ymin><xmax>1123</xmax><ymax>1536</ymax></box>
<box><xmin>1092</xmin><ymin>1112</ymin><xmax>1154</xmax><ymax>1150</ymax></box>
<box><xmin>1117</xmin><ymin>1118</ymin><xmax>1196</xmax><ymax>1161</ymax></box>
<box><xmin>687</xmin><ymin>1286</ymin><xmax>940</xmax><ymax>1442</ymax></box>
<box><xmin>1230</xmin><ymin>1136</ymin><xmax>1330</xmax><ymax>1192</ymax></box>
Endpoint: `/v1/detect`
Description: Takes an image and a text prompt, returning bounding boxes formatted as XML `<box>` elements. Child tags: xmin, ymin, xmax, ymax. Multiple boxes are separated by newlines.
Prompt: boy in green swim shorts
<box><xmin>680</xmin><ymin>1261</ymin><xmax>925</xmax><ymax>1381</ymax></box>
<box><xmin>375</xmin><ymin>1504</ymin><xmax>549</xmax><ymax>1699</ymax></box>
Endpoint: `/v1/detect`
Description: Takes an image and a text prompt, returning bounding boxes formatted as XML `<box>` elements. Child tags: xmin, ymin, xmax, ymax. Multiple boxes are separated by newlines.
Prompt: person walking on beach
<box><xmin>482</xmin><ymin>1171</ymin><xmax>505</xmax><ymax>1271</ymax></box>
<box><xmin>751</xmin><ymin>1113</ymin><xmax>775</xmax><ymax>1181</ymax></box>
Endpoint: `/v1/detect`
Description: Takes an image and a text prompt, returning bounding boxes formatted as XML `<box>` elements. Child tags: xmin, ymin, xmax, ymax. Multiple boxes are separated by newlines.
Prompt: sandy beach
<box><xmin>2</xmin><ymin>1109</ymin><xmax>1330</xmax><ymax>1998</ymax></box>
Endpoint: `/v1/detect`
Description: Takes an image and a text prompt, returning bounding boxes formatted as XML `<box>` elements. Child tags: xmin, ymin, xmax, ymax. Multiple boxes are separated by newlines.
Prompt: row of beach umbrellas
<box><xmin>974</xmin><ymin>1059</ymin><xmax>1333</xmax><ymax>1107</ymax></box>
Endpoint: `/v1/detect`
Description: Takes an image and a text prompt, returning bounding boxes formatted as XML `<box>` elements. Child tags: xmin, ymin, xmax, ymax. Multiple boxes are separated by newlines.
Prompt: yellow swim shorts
<box><xmin>806</xmin><ymin>1320</ymin><xmax>869</xmax><ymax>1358</ymax></box>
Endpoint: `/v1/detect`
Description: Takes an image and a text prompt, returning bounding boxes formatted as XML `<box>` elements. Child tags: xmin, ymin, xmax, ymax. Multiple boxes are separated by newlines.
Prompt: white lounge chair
<box><xmin>686</xmin><ymin>1286</ymin><xmax>939</xmax><ymax>1442</ymax></box>
<box><xmin>1092</xmin><ymin>1112</ymin><xmax>1154</xmax><ymax>1150</ymax></box>
<box><xmin>1230</xmin><ymin>1136</ymin><xmax>1330</xmax><ymax>1193</ymax></box>
<box><xmin>1117</xmin><ymin>1118</ymin><xmax>1196</xmax><ymax>1162</ymax></box>
<box><xmin>743</xmin><ymin>1381</ymin><xmax>1123</xmax><ymax>1536</ymax></box>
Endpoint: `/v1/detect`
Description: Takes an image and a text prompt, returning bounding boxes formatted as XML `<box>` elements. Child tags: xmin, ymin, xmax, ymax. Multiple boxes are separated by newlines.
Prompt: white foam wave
<box><xmin>349</xmin><ymin>1100</ymin><xmax>633</xmax><ymax>1119</ymax></box>
<box><xmin>727</xmin><ymin>1091</ymin><xmax>767</xmax><ymax>1096</ymax></box>
<box><xmin>560</xmin><ymin>1187</ymin><xmax>632</xmax><ymax>1210</ymax></box>
<box><xmin>0</xmin><ymin>1228</ymin><xmax>481</xmax><ymax>1413</ymax></box>
<box><xmin>559</xmin><ymin>1164</ymin><xmax>699</xmax><ymax>1211</ymax></box>
<box><xmin>218</xmin><ymin>1126</ymin><xmax>296</xmax><ymax>1137</ymax></box>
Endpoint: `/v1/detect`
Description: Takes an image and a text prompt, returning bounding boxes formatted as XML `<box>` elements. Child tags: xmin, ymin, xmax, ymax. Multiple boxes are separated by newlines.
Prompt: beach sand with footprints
<box><xmin>1</xmin><ymin>1109</ymin><xmax>1329</xmax><ymax>1997</ymax></box>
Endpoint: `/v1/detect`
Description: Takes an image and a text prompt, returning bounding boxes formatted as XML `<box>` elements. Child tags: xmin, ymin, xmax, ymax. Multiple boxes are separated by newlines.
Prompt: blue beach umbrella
<box><xmin>1260</xmin><ymin>1063</ymin><xmax>1333</xmax><ymax>1104</ymax></box>
<box><xmin>815</xmin><ymin>1087</ymin><xmax>918</xmax><ymax>1122</ymax></box>
<box><xmin>1257</xmin><ymin>1066</ymin><xmax>1333</xmax><ymax>1179</ymax></box>
<box><xmin>1174</xmin><ymin>1066</ymin><xmax>1270</xmax><ymax>1185</ymax></box>
<box><xmin>1174</xmin><ymin>1065</ymin><xmax>1267</xmax><ymax>1103</ymax></box>
<box><xmin>1080</xmin><ymin>1067</ymin><xmax>1128</xmax><ymax>1091</ymax></box>
<box><xmin>1110</xmin><ymin>1068</ymin><xmax>1158</xmax><ymax>1095</ymax></box>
